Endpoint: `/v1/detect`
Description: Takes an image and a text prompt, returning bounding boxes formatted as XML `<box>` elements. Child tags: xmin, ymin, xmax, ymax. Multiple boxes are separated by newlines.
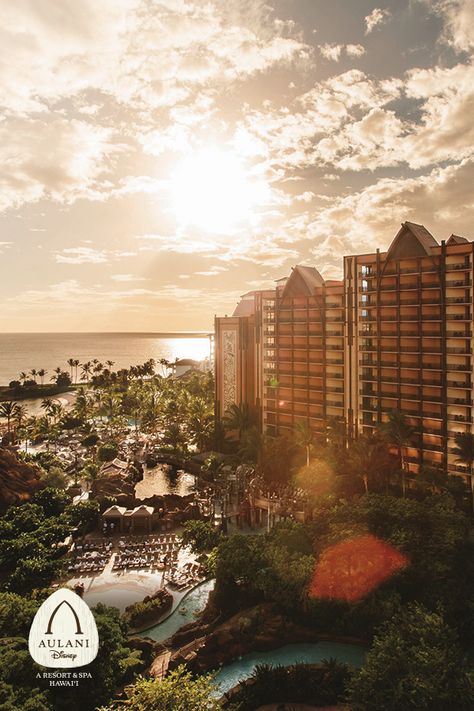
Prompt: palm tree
<box><xmin>347</xmin><ymin>433</ymin><xmax>395</xmax><ymax>494</ymax></box>
<box><xmin>37</xmin><ymin>368</ymin><xmax>47</xmax><ymax>385</ymax></box>
<box><xmin>187</xmin><ymin>397</ymin><xmax>214</xmax><ymax>452</ymax></box>
<box><xmin>19</xmin><ymin>371</ymin><xmax>27</xmax><ymax>385</ymax></box>
<box><xmin>51</xmin><ymin>366</ymin><xmax>62</xmax><ymax>383</ymax></box>
<box><xmin>293</xmin><ymin>420</ymin><xmax>314</xmax><ymax>467</ymax></box>
<box><xmin>452</xmin><ymin>431</ymin><xmax>474</xmax><ymax>512</ymax></box>
<box><xmin>0</xmin><ymin>401</ymin><xmax>21</xmax><ymax>434</ymax></box>
<box><xmin>105</xmin><ymin>359</ymin><xmax>115</xmax><ymax>370</ymax></box>
<box><xmin>73</xmin><ymin>359</ymin><xmax>80</xmax><ymax>384</ymax></box>
<box><xmin>14</xmin><ymin>404</ymin><xmax>27</xmax><ymax>429</ymax></box>
<box><xmin>30</xmin><ymin>368</ymin><xmax>38</xmax><ymax>383</ymax></box>
<box><xmin>380</xmin><ymin>409</ymin><xmax>416</xmax><ymax>497</ymax></box>
<box><xmin>238</xmin><ymin>426</ymin><xmax>264</xmax><ymax>465</ymax></box>
<box><xmin>67</xmin><ymin>358</ymin><xmax>75</xmax><ymax>380</ymax></box>
<box><xmin>222</xmin><ymin>402</ymin><xmax>251</xmax><ymax>440</ymax></box>
<box><xmin>81</xmin><ymin>361</ymin><xmax>93</xmax><ymax>382</ymax></box>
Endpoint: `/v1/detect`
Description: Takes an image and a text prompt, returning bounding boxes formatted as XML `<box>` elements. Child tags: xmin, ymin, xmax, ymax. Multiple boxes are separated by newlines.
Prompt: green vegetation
<box><xmin>226</xmin><ymin>659</ymin><xmax>351</xmax><ymax>710</ymax></box>
<box><xmin>0</xmin><ymin>595</ymin><xmax>142</xmax><ymax>711</ymax></box>
<box><xmin>180</xmin><ymin>520</ymin><xmax>223</xmax><ymax>555</ymax></box>
<box><xmin>348</xmin><ymin>603</ymin><xmax>474</xmax><ymax>710</ymax></box>
<box><xmin>213</xmin><ymin>494</ymin><xmax>474</xmax><ymax>644</ymax></box>
<box><xmin>0</xmin><ymin>488</ymin><xmax>99</xmax><ymax>594</ymax></box>
<box><xmin>101</xmin><ymin>666</ymin><xmax>222</xmax><ymax>711</ymax></box>
<box><xmin>124</xmin><ymin>590</ymin><xmax>171</xmax><ymax>628</ymax></box>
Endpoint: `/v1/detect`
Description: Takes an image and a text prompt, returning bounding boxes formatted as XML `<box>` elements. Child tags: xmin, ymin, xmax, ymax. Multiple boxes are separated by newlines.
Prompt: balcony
<box><xmin>446</xmin><ymin>347</ymin><xmax>472</xmax><ymax>354</ymax></box>
<box><xmin>446</xmin><ymin>331</ymin><xmax>471</xmax><ymax>338</ymax></box>
<box><xmin>446</xmin><ymin>297</ymin><xmax>470</xmax><ymax>304</ymax></box>
<box><xmin>446</xmin><ymin>279</ymin><xmax>471</xmax><ymax>287</ymax></box>
<box><xmin>448</xmin><ymin>397</ymin><xmax>473</xmax><ymax>406</ymax></box>
<box><xmin>446</xmin><ymin>263</ymin><xmax>470</xmax><ymax>271</ymax></box>
<box><xmin>448</xmin><ymin>313</ymin><xmax>471</xmax><ymax>320</ymax></box>
<box><xmin>449</xmin><ymin>414</ymin><xmax>473</xmax><ymax>423</ymax></box>
<box><xmin>447</xmin><ymin>380</ymin><xmax>472</xmax><ymax>389</ymax></box>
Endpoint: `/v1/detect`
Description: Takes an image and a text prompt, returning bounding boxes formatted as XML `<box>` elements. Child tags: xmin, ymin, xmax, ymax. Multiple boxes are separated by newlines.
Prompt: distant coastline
<box><xmin>0</xmin><ymin>331</ymin><xmax>213</xmax><ymax>337</ymax></box>
<box><xmin>0</xmin><ymin>332</ymin><xmax>212</xmax><ymax>389</ymax></box>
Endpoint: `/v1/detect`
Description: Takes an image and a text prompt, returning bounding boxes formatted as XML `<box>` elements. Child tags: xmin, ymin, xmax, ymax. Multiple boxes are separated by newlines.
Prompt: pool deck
<box><xmin>68</xmin><ymin>545</ymin><xmax>199</xmax><ymax>613</ymax></box>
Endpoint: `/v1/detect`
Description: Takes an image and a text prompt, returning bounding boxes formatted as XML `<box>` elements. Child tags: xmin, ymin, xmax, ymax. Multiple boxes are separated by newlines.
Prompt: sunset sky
<box><xmin>1</xmin><ymin>0</ymin><xmax>473</xmax><ymax>332</ymax></box>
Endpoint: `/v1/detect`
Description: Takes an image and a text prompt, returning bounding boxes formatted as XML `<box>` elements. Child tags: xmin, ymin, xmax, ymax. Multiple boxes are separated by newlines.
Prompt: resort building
<box><xmin>214</xmin><ymin>221</ymin><xmax>474</xmax><ymax>479</ymax></box>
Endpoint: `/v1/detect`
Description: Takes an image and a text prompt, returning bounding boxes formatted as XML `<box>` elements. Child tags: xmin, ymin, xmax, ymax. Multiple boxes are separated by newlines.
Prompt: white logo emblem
<box><xmin>28</xmin><ymin>588</ymin><xmax>99</xmax><ymax>668</ymax></box>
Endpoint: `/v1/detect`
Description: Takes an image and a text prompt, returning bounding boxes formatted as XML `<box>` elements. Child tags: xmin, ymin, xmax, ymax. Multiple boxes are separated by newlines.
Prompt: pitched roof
<box><xmin>232</xmin><ymin>299</ymin><xmax>255</xmax><ymax>317</ymax></box>
<box><xmin>103</xmin><ymin>505</ymin><xmax>127</xmax><ymax>516</ymax></box>
<box><xmin>386</xmin><ymin>222</ymin><xmax>438</xmax><ymax>261</ymax></box>
<box><xmin>447</xmin><ymin>234</ymin><xmax>469</xmax><ymax>245</ymax></box>
<box><xmin>280</xmin><ymin>264</ymin><xmax>324</xmax><ymax>299</ymax></box>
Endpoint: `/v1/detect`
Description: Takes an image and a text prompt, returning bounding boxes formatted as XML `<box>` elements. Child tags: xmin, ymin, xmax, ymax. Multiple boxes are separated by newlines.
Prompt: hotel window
<box><xmin>361</xmin><ymin>265</ymin><xmax>373</xmax><ymax>277</ymax></box>
<box><xmin>361</xmin><ymin>279</ymin><xmax>369</xmax><ymax>291</ymax></box>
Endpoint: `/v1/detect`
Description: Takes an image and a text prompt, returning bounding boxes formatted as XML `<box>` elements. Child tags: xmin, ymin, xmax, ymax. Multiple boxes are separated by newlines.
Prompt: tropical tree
<box><xmin>50</xmin><ymin>366</ymin><xmax>62</xmax><ymax>383</ymax></box>
<box><xmin>452</xmin><ymin>431</ymin><xmax>474</xmax><ymax>512</ymax></box>
<box><xmin>223</xmin><ymin>402</ymin><xmax>252</xmax><ymax>439</ymax></box>
<box><xmin>67</xmin><ymin>358</ymin><xmax>75</xmax><ymax>380</ymax></box>
<box><xmin>346</xmin><ymin>433</ymin><xmax>396</xmax><ymax>494</ymax></box>
<box><xmin>294</xmin><ymin>420</ymin><xmax>314</xmax><ymax>467</ymax></box>
<box><xmin>73</xmin><ymin>359</ymin><xmax>80</xmax><ymax>383</ymax></box>
<box><xmin>102</xmin><ymin>666</ymin><xmax>221</xmax><ymax>711</ymax></box>
<box><xmin>238</xmin><ymin>425</ymin><xmax>264</xmax><ymax>464</ymax></box>
<box><xmin>37</xmin><ymin>368</ymin><xmax>47</xmax><ymax>385</ymax></box>
<box><xmin>81</xmin><ymin>361</ymin><xmax>93</xmax><ymax>382</ymax></box>
<box><xmin>186</xmin><ymin>397</ymin><xmax>214</xmax><ymax>452</ymax></box>
<box><xmin>379</xmin><ymin>409</ymin><xmax>416</xmax><ymax>496</ymax></box>
<box><xmin>348</xmin><ymin>603</ymin><xmax>474</xmax><ymax>711</ymax></box>
<box><xmin>0</xmin><ymin>401</ymin><xmax>21</xmax><ymax>434</ymax></box>
<box><xmin>29</xmin><ymin>368</ymin><xmax>38</xmax><ymax>383</ymax></box>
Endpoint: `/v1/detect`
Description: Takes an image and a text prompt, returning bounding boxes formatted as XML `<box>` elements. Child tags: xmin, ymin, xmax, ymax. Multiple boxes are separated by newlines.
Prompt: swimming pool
<box><xmin>214</xmin><ymin>641</ymin><xmax>366</xmax><ymax>695</ymax></box>
<box><xmin>140</xmin><ymin>578</ymin><xmax>215</xmax><ymax>642</ymax></box>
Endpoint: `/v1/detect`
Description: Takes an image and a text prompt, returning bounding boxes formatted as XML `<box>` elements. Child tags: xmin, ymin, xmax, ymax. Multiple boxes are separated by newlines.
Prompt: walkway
<box><xmin>150</xmin><ymin>649</ymin><xmax>171</xmax><ymax>679</ymax></box>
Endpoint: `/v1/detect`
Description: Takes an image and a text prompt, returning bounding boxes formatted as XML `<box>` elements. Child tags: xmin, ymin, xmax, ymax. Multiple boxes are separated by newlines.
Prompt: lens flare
<box><xmin>309</xmin><ymin>534</ymin><xmax>408</xmax><ymax>602</ymax></box>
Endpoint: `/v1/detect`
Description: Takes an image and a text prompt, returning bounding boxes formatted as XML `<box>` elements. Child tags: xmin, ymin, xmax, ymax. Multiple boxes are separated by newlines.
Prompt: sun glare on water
<box><xmin>170</xmin><ymin>147</ymin><xmax>267</xmax><ymax>234</ymax></box>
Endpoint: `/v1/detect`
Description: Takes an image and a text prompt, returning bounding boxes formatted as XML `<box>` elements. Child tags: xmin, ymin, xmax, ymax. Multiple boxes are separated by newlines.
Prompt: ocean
<box><xmin>0</xmin><ymin>332</ymin><xmax>212</xmax><ymax>386</ymax></box>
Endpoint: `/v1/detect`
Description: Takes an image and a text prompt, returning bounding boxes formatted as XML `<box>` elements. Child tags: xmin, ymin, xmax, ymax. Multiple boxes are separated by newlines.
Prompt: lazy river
<box><xmin>214</xmin><ymin>641</ymin><xmax>366</xmax><ymax>695</ymax></box>
<box><xmin>140</xmin><ymin>580</ymin><xmax>366</xmax><ymax>694</ymax></box>
<box><xmin>140</xmin><ymin>578</ymin><xmax>215</xmax><ymax>642</ymax></box>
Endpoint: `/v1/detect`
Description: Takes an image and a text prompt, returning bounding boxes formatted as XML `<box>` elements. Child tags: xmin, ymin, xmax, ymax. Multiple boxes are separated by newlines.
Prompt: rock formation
<box><xmin>0</xmin><ymin>446</ymin><xmax>44</xmax><ymax>512</ymax></box>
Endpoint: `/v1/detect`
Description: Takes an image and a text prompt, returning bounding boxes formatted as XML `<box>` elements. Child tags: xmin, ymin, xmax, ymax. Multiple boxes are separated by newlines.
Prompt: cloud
<box><xmin>0</xmin><ymin>0</ymin><xmax>311</xmax><ymax>115</ymax></box>
<box><xmin>319</xmin><ymin>44</ymin><xmax>343</xmax><ymax>61</ymax></box>
<box><xmin>319</xmin><ymin>43</ymin><xmax>366</xmax><ymax>61</ymax></box>
<box><xmin>0</xmin><ymin>117</ymin><xmax>117</xmax><ymax>212</ymax></box>
<box><xmin>364</xmin><ymin>8</ymin><xmax>391</xmax><ymax>34</ymax></box>
<box><xmin>110</xmin><ymin>273</ymin><xmax>147</xmax><ymax>282</ymax></box>
<box><xmin>0</xmin><ymin>241</ymin><xmax>12</xmax><ymax>254</ymax></box>
<box><xmin>55</xmin><ymin>247</ymin><xmax>109</xmax><ymax>264</ymax></box>
<box><xmin>428</xmin><ymin>0</ymin><xmax>474</xmax><ymax>51</ymax></box>
<box><xmin>307</xmin><ymin>158</ymin><xmax>474</xmax><ymax>275</ymax></box>
<box><xmin>346</xmin><ymin>43</ymin><xmax>366</xmax><ymax>57</ymax></box>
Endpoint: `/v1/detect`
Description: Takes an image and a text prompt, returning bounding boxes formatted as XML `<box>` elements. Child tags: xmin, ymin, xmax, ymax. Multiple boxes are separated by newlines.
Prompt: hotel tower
<box><xmin>214</xmin><ymin>222</ymin><xmax>474</xmax><ymax>481</ymax></box>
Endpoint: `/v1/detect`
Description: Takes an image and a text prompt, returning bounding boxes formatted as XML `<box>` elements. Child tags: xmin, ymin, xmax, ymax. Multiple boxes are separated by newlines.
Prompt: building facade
<box><xmin>214</xmin><ymin>222</ymin><xmax>473</xmax><ymax>479</ymax></box>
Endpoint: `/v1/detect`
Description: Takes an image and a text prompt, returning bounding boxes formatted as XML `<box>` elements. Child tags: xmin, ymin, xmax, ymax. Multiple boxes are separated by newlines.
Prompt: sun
<box><xmin>169</xmin><ymin>147</ymin><xmax>266</xmax><ymax>234</ymax></box>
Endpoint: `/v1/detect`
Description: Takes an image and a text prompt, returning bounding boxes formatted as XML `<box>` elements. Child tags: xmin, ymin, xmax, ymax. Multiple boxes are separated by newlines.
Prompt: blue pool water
<box><xmin>214</xmin><ymin>641</ymin><xmax>366</xmax><ymax>695</ymax></box>
<box><xmin>140</xmin><ymin>578</ymin><xmax>215</xmax><ymax>642</ymax></box>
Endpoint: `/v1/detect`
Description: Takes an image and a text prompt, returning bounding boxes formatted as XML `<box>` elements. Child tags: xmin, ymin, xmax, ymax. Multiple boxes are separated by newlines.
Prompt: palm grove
<box><xmin>0</xmin><ymin>358</ymin><xmax>473</xmax><ymax>708</ymax></box>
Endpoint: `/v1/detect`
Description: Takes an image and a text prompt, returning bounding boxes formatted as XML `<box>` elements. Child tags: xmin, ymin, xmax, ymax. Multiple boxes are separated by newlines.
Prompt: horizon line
<box><xmin>0</xmin><ymin>330</ymin><xmax>214</xmax><ymax>336</ymax></box>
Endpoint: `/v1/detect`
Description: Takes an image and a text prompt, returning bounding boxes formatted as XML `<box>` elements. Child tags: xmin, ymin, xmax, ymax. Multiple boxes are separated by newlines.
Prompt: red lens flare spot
<box><xmin>309</xmin><ymin>534</ymin><xmax>408</xmax><ymax>602</ymax></box>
